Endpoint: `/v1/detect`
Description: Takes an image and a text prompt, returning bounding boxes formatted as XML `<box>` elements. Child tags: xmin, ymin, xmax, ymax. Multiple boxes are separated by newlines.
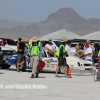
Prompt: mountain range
<box><xmin>0</xmin><ymin>7</ymin><xmax>100</xmax><ymax>39</ymax></box>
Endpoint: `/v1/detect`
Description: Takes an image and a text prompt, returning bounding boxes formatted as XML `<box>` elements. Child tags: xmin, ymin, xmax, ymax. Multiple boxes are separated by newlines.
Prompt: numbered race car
<box><xmin>5</xmin><ymin>50</ymin><xmax>96</xmax><ymax>75</ymax></box>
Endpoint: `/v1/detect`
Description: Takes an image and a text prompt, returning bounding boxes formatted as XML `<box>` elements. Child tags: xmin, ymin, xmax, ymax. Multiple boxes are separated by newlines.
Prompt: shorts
<box><xmin>17</xmin><ymin>54</ymin><xmax>24</xmax><ymax>63</ymax></box>
<box><xmin>58</xmin><ymin>58</ymin><xmax>67</xmax><ymax>66</ymax></box>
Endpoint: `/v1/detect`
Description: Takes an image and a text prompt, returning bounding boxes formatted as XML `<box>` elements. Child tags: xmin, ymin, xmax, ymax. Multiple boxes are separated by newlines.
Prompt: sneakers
<box><xmin>17</xmin><ymin>67</ymin><xmax>20</xmax><ymax>72</ymax></box>
<box><xmin>30</xmin><ymin>74</ymin><xmax>34</xmax><ymax>78</ymax></box>
<box><xmin>65</xmin><ymin>75</ymin><xmax>72</xmax><ymax>78</ymax></box>
<box><xmin>55</xmin><ymin>75</ymin><xmax>60</xmax><ymax>77</ymax></box>
<box><xmin>19</xmin><ymin>64</ymin><xmax>23</xmax><ymax>69</ymax></box>
<box><xmin>17</xmin><ymin>67</ymin><xmax>22</xmax><ymax>72</ymax></box>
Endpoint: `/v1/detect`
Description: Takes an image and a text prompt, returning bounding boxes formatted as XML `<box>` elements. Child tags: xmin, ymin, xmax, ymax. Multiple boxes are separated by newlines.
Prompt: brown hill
<box><xmin>0</xmin><ymin>7</ymin><xmax>100</xmax><ymax>39</ymax></box>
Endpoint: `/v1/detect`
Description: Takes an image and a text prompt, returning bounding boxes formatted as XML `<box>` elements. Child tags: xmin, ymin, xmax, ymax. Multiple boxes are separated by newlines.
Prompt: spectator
<box><xmin>18</xmin><ymin>38</ymin><xmax>22</xmax><ymax>44</ymax></box>
<box><xmin>74</xmin><ymin>45</ymin><xmax>83</xmax><ymax>58</ymax></box>
<box><xmin>84</xmin><ymin>43</ymin><xmax>92</xmax><ymax>61</ymax></box>
<box><xmin>95</xmin><ymin>48</ymin><xmax>100</xmax><ymax>81</ymax></box>
<box><xmin>65</xmin><ymin>40</ymin><xmax>71</xmax><ymax>56</ymax></box>
<box><xmin>45</xmin><ymin>39</ymin><xmax>56</xmax><ymax>57</ymax></box>
<box><xmin>27</xmin><ymin>36</ymin><xmax>42</xmax><ymax>78</ymax></box>
<box><xmin>17</xmin><ymin>38</ymin><xmax>28</xmax><ymax>72</ymax></box>
<box><xmin>55</xmin><ymin>37</ymin><xmax>69</xmax><ymax>77</ymax></box>
<box><xmin>25</xmin><ymin>39</ymin><xmax>29</xmax><ymax>48</ymax></box>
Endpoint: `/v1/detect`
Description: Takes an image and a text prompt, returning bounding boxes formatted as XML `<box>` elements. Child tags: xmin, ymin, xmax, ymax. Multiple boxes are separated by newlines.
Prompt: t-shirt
<box><xmin>17</xmin><ymin>42</ymin><xmax>26</xmax><ymax>55</ymax></box>
<box><xmin>84</xmin><ymin>47</ymin><xmax>92</xmax><ymax>60</ymax></box>
<box><xmin>74</xmin><ymin>50</ymin><xmax>81</xmax><ymax>58</ymax></box>
<box><xmin>45</xmin><ymin>43</ymin><xmax>55</xmax><ymax>50</ymax></box>
<box><xmin>65</xmin><ymin>45</ymin><xmax>71</xmax><ymax>56</ymax></box>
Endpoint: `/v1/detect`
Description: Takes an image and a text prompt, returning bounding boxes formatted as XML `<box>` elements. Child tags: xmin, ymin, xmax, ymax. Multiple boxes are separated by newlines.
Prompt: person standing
<box><xmin>17</xmin><ymin>38</ymin><xmax>27</xmax><ymax>72</ymax></box>
<box><xmin>27</xmin><ymin>36</ymin><xmax>42</xmax><ymax>78</ymax></box>
<box><xmin>55</xmin><ymin>37</ymin><xmax>69</xmax><ymax>77</ymax></box>
<box><xmin>95</xmin><ymin>48</ymin><xmax>100</xmax><ymax>81</ymax></box>
<box><xmin>74</xmin><ymin>45</ymin><xmax>83</xmax><ymax>58</ymax></box>
<box><xmin>84</xmin><ymin>43</ymin><xmax>92</xmax><ymax>61</ymax></box>
<box><xmin>65</xmin><ymin>40</ymin><xmax>72</xmax><ymax>56</ymax></box>
<box><xmin>18</xmin><ymin>38</ymin><xmax>22</xmax><ymax>44</ymax></box>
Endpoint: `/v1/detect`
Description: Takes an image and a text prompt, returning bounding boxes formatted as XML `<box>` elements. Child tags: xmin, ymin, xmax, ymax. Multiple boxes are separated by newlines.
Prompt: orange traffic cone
<box><xmin>67</xmin><ymin>67</ymin><xmax>72</xmax><ymax>78</ymax></box>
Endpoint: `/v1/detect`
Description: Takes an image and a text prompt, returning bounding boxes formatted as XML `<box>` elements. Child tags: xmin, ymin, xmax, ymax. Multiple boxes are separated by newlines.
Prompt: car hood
<box><xmin>0</xmin><ymin>46</ymin><xmax>15</xmax><ymax>51</ymax></box>
<box><xmin>66</xmin><ymin>56</ymin><xmax>92</xmax><ymax>64</ymax></box>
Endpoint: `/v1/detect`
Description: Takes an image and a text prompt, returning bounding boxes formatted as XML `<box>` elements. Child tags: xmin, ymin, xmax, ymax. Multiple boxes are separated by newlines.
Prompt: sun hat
<box><xmin>48</xmin><ymin>39</ymin><xmax>52</xmax><ymax>42</ymax></box>
<box><xmin>21</xmin><ymin>38</ymin><xmax>26</xmax><ymax>42</ymax></box>
<box><xmin>31</xmin><ymin>36</ymin><xmax>40</xmax><ymax>42</ymax></box>
<box><xmin>60</xmin><ymin>37</ymin><xmax>67</xmax><ymax>42</ymax></box>
<box><xmin>86</xmin><ymin>39</ymin><xmax>90</xmax><ymax>43</ymax></box>
<box><xmin>26</xmin><ymin>39</ymin><xmax>29</xmax><ymax>43</ymax></box>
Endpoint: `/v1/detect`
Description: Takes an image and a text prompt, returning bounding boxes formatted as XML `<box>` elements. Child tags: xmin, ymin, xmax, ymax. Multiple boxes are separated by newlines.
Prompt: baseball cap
<box><xmin>84</xmin><ymin>43</ymin><xmax>89</xmax><ymax>46</ymax></box>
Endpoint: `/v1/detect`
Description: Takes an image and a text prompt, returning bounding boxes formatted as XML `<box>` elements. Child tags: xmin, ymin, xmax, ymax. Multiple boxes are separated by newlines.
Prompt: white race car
<box><xmin>42</xmin><ymin>50</ymin><xmax>96</xmax><ymax>75</ymax></box>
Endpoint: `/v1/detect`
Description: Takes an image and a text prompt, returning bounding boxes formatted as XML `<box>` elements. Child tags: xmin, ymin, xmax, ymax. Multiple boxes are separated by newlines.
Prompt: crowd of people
<box><xmin>0</xmin><ymin>36</ymin><xmax>99</xmax><ymax>81</ymax></box>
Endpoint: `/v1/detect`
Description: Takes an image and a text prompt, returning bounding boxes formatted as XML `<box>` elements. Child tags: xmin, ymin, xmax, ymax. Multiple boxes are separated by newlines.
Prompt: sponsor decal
<box><xmin>51</xmin><ymin>66</ymin><xmax>54</xmax><ymax>68</ymax></box>
<box><xmin>46</xmin><ymin>65</ymin><xmax>50</xmax><ymax>67</ymax></box>
<box><xmin>10</xmin><ymin>57</ymin><xmax>15</xmax><ymax>59</ymax></box>
<box><xmin>44</xmin><ymin>59</ymin><xmax>57</xmax><ymax>62</ymax></box>
<box><xmin>51</xmin><ymin>63</ymin><xmax>55</xmax><ymax>66</ymax></box>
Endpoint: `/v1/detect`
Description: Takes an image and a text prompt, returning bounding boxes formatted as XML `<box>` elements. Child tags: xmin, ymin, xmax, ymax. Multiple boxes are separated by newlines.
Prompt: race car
<box><xmin>5</xmin><ymin>50</ymin><xmax>96</xmax><ymax>75</ymax></box>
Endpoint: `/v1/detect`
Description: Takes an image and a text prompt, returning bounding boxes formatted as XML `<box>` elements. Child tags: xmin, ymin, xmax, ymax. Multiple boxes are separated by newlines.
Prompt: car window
<box><xmin>5</xmin><ymin>40</ymin><xmax>17</xmax><ymax>46</ymax></box>
<box><xmin>53</xmin><ymin>41</ymin><xmax>61</xmax><ymax>47</ymax></box>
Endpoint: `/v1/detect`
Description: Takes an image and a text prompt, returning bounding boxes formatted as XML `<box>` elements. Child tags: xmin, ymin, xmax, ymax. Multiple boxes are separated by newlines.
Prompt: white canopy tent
<box><xmin>40</xmin><ymin>29</ymin><xmax>80</xmax><ymax>40</ymax></box>
<box><xmin>77</xmin><ymin>31</ymin><xmax>100</xmax><ymax>41</ymax></box>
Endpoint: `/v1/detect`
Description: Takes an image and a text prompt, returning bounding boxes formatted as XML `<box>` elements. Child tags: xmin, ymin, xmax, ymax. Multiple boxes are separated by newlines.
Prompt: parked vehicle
<box><xmin>5</xmin><ymin>50</ymin><xmax>96</xmax><ymax>75</ymax></box>
<box><xmin>0</xmin><ymin>46</ymin><xmax>16</xmax><ymax>69</ymax></box>
<box><xmin>0</xmin><ymin>38</ymin><xmax>17</xmax><ymax>51</ymax></box>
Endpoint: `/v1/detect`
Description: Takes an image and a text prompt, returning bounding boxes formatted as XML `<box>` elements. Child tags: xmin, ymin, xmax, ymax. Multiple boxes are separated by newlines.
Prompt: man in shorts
<box><xmin>55</xmin><ymin>37</ymin><xmax>69</xmax><ymax>77</ymax></box>
<box><xmin>17</xmin><ymin>38</ymin><xmax>28</xmax><ymax>72</ymax></box>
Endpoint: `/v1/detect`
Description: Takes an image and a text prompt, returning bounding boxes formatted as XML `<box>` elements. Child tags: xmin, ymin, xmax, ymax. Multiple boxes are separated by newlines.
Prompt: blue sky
<box><xmin>0</xmin><ymin>0</ymin><xmax>100</xmax><ymax>22</ymax></box>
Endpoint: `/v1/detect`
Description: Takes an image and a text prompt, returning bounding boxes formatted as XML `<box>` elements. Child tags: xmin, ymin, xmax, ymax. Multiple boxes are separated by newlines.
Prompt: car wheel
<box><xmin>0</xmin><ymin>64</ymin><xmax>11</xmax><ymax>69</ymax></box>
<box><xmin>15</xmin><ymin>60</ymin><xmax>26</xmax><ymax>72</ymax></box>
<box><xmin>59</xmin><ymin>65</ymin><xmax>69</xmax><ymax>74</ymax></box>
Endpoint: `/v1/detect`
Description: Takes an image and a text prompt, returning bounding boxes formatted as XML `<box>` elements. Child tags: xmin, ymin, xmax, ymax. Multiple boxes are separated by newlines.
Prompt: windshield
<box><xmin>53</xmin><ymin>41</ymin><xmax>61</xmax><ymax>47</ymax></box>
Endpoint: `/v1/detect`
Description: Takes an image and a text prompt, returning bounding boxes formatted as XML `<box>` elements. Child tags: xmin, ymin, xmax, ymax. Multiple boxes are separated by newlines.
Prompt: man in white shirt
<box><xmin>65</xmin><ymin>40</ymin><xmax>71</xmax><ymax>56</ymax></box>
<box><xmin>45</xmin><ymin>39</ymin><xmax>56</xmax><ymax>50</ymax></box>
<box><xmin>84</xmin><ymin>43</ymin><xmax>92</xmax><ymax>61</ymax></box>
<box><xmin>45</xmin><ymin>39</ymin><xmax>56</xmax><ymax>57</ymax></box>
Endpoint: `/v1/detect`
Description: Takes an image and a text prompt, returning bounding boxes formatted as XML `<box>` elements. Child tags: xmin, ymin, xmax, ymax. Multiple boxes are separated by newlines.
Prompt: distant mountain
<box><xmin>1</xmin><ymin>7</ymin><xmax>100</xmax><ymax>39</ymax></box>
<box><xmin>0</xmin><ymin>19</ymin><xmax>33</xmax><ymax>28</ymax></box>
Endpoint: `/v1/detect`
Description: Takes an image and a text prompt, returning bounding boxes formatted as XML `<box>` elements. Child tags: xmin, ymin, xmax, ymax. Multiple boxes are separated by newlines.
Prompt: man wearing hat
<box><xmin>86</xmin><ymin>39</ymin><xmax>94</xmax><ymax>53</ymax></box>
<box><xmin>27</xmin><ymin>36</ymin><xmax>42</xmax><ymax>78</ymax></box>
<box><xmin>45</xmin><ymin>38</ymin><xmax>56</xmax><ymax>57</ymax></box>
<box><xmin>55</xmin><ymin>37</ymin><xmax>69</xmax><ymax>77</ymax></box>
<box><xmin>84</xmin><ymin>43</ymin><xmax>92</xmax><ymax>61</ymax></box>
<box><xmin>17</xmin><ymin>38</ymin><xmax>28</xmax><ymax>72</ymax></box>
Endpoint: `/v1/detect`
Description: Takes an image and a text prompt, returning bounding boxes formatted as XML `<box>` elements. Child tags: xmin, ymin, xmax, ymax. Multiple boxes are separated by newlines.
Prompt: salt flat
<box><xmin>0</xmin><ymin>66</ymin><xmax>100</xmax><ymax>100</ymax></box>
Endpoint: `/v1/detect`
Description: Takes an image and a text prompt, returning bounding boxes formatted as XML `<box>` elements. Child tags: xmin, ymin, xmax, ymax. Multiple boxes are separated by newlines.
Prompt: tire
<box><xmin>59</xmin><ymin>65</ymin><xmax>69</xmax><ymax>74</ymax></box>
<box><xmin>0</xmin><ymin>64</ymin><xmax>11</xmax><ymax>69</ymax></box>
<box><xmin>15</xmin><ymin>60</ymin><xmax>26</xmax><ymax>72</ymax></box>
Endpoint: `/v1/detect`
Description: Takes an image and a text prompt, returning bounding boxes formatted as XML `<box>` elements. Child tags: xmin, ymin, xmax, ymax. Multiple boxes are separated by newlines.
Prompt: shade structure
<box><xmin>77</xmin><ymin>30</ymin><xmax>100</xmax><ymax>41</ymax></box>
<box><xmin>40</xmin><ymin>29</ymin><xmax>80</xmax><ymax>40</ymax></box>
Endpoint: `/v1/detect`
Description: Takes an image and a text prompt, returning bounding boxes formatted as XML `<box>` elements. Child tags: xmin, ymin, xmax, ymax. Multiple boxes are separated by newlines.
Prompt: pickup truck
<box><xmin>0</xmin><ymin>38</ymin><xmax>17</xmax><ymax>51</ymax></box>
<box><xmin>0</xmin><ymin>46</ymin><xmax>16</xmax><ymax>69</ymax></box>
